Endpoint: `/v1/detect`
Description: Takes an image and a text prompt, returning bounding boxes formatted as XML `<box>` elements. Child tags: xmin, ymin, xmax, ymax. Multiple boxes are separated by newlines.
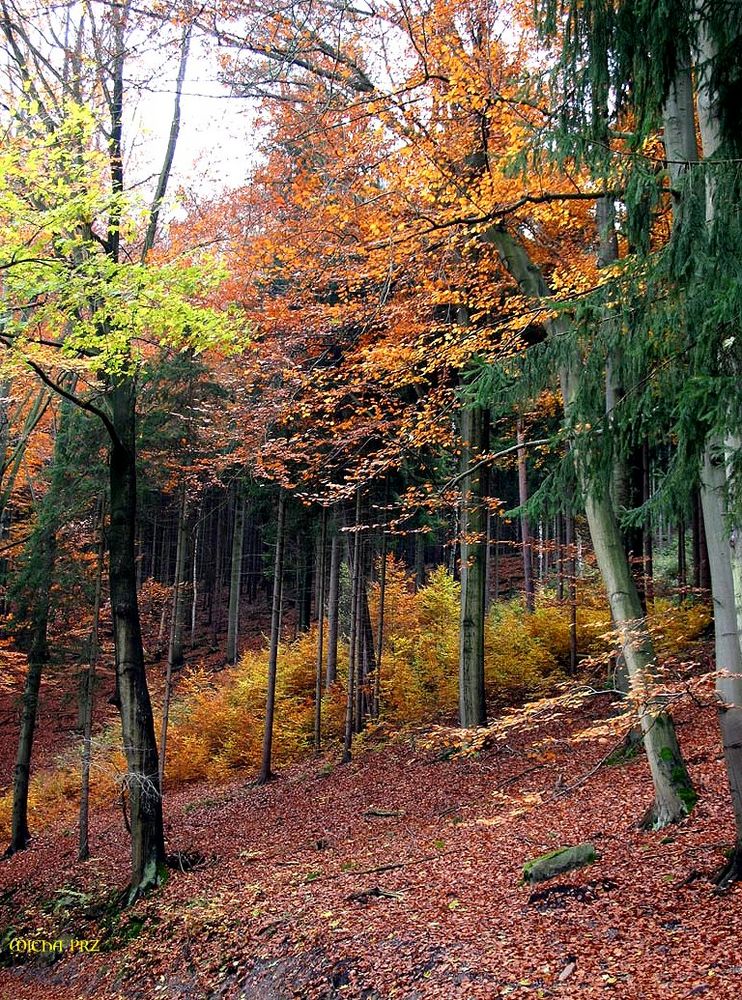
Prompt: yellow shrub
<box><xmin>0</xmin><ymin>743</ymin><xmax>120</xmax><ymax>843</ymax></box>
<box><xmin>648</xmin><ymin>597</ymin><xmax>712</xmax><ymax>656</ymax></box>
<box><xmin>485</xmin><ymin>602</ymin><xmax>561</xmax><ymax>705</ymax></box>
<box><xmin>7</xmin><ymin>567</ymin><xmax>708</xmax><ymax>818</ymax></box>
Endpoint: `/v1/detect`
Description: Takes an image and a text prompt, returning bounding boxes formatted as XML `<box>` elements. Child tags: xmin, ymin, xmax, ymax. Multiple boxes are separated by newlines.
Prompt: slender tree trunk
<box><xmin>353</xmin><ymin>513</ymin><xmax>367</xmax><ymax>735</ymax></box>
<box><xmin>565</xmin><ymin>511</ymin><xmax>577</xmax><ymax>674</ymax></box>
<box><xmin>692</xmin><ymin>490</ymin><xmax>711</xmax><ymax>590</ymax></box>
<box><xmin>258</xmin><ymin>491</ymin><xmax>286</xmax><ymax>784</ymax></box>
<box><xmin>459</xmin><ymin>403</ymin><xmax>488</xmax><ymax>728</ymax></box>
<box><xmin>79</xmin><ymin>498</ymin><xmax>105</xmax><ymax>863</ymax></box>
<box><xmin>642</xmin><ymin>442</ymin><xmax>654</xmax><ymax>603</ymax></box>
<box><xmin>493</xmin><ymin>511</ymin><xmax>500</xmax><ymax>602</ymax></box>
<box><xmin>191</xmin><ymin>508</ymin><xmax>200</xmax><ymax>648</ymax></box>
<box><xmin>109</xmin><ymin>383</ymin><xmax>165</xmax><ymax>896</ymax></box>
<box><xmin>151</xmin><ymin>513</ymin><xmax>159</xmax><ymax>583</ymax></box>
<box><xmin>325</xmin><ymin>529</ymin><xmax>341</xmax><ymax>686</ymax></box>
<box><xmin>484</xmin><ymin>509</ymin><xmax>493</xmax><ymax>614</ymax></box>
<box><xmin>159</xmin><ymin>487</ymin><xmax>189</xmax><ymax>788</ymax></box>
<box><xmin>7</xmin><ymin>523</ymin><xmax>56</xmax><ymax>854</ymax></box>
<box><xmin>6</xmin><ymin>397</ymin><xmax>75</xmax><ymax>854</ymax></box>
<box><xmin>373</xmin><ymin>518</ymin><xmax>387</xmax><ymax>719</ymax></box>
<box><xmin>343</xmin><ymin>492</ymin><xmax>361</xmax><ymax>762</ymax></box>
<box><xmin>298</xmin><ymin>530</ymin><xmax>313</xmax><ymax>631</ymax></box>
<box><xmin>516</xmin><ymin>417</ymin><xmax>535</xmax><ymax>611</ymax></box>
<box><xmin>226</xmin><ymin>492</ymin><xmax>245</xmax><ymax>665</ymax></box>
<box><xmin>676</xmin><ymin>37</ymin><xmax>742</xmax><ymax>872</ymax></box>
<box><xmin>359</xmin><ymin>576</ymin><xmax>376</xmax><ymax>729</ymax></box>
<box><xmin>677</xmin><ymin>518</ymin><xmax>687</xmax><ymax>593</ymax></box>
<box><xmin>699</xmin><ymin>444</ymin><xmax>742</xmax><ymax>883</ymax></box>
<box><xmin>414</xmin><ymin>530</ymin><xmax>425</xmax><ymax>591</ymax></box>
<box><xmin>211</xmin><ymin>498</ymin><xmax>224</xmax><ymax>644</ymax></box>
<box><xmin>313</xmin><ymin>507</ymin><xmax>327</xmax><ymax>750</ymax></box>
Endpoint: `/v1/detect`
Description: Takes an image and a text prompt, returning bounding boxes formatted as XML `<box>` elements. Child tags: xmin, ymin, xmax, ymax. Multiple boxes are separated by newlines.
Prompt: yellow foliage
<box><xmin>648</xmin><ymin>597</ymin><xmax>712</xmax><ymax>656</ymax></box>
<box><xmin>0</xmin><ymin>743</ymin><xmax>121</xmax><ymax>843</ymax></box>
<box><xmin>1</xmin><ymin>562</ymin><xmax>710</xmax><ymax>826</ymax></box>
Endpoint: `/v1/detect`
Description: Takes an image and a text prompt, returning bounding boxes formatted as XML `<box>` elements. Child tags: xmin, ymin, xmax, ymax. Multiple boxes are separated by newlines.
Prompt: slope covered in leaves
<box><xmin>1</xmin><ymin>695</ymin><xmax>741</xmax><ymax>999</ymax></box>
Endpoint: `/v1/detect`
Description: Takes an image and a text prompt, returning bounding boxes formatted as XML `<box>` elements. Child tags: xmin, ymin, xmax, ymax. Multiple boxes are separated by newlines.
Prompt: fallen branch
<box><xmin>347</xmin><ymin>886</ymin><xmax>404</xmax><ymax>903</ymax></box>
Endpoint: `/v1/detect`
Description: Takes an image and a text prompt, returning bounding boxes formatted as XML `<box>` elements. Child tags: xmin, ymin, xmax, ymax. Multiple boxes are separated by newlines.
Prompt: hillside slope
<box><xmin>0</xmin><ymin>696</ymin><xmax>740</xmax><ymax>999</ymax></box>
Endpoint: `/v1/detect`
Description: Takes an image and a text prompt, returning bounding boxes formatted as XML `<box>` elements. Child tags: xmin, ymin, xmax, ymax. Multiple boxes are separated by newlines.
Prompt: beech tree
<box><xmin>0</xmin><ymin>1</ymin><xmax>240</xmax><ymax>895</ymax></box>
<box><xmin>534</xmin><ymin>0</ymin><xmax>741</xmax><ymax>851</ymax></box>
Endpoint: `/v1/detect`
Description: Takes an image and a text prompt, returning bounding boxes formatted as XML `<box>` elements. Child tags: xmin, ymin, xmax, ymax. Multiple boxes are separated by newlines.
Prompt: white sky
<box><xmin>126</xmin><ymin>29</ymin><xmax>260</xmax><ymax>204</ymax></box>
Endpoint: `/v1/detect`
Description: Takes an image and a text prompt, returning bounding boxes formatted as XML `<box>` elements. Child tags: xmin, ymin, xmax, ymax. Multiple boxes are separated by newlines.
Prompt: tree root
<box><xmin>638</xmin><ymin>798</ymin><xmax>688</xmax><ymax>832</ymax></box>
<box><xmin>713</xmin><ymin>847</ymin><xmax>742</xmax><ymax>893</ymax></box>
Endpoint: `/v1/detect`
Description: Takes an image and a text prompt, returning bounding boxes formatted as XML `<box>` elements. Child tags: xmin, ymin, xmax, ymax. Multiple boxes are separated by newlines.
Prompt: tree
<box><xmin>0</xmin><ymin>2</ymin><xmax>240</xmax><ymax>894</ymax></box>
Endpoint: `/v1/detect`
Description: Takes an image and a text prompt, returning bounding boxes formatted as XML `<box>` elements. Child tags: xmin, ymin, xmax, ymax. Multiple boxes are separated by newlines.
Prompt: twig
<box><xmin>551</xmin><ymin>737</ymin><xmax>627</xmax><ymax>799</ymax></box>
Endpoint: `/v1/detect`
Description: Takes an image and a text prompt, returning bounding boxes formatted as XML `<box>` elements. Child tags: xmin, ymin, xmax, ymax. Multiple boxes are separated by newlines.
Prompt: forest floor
<box><xmin>0</xmin><ymin>693</ymin><xmax>741</xmax><ymax>999</ymax></box>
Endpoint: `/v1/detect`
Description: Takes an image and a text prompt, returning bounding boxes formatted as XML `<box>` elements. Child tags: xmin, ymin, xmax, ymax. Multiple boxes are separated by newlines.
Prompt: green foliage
<box><xmin>0</xmin><ymin>99</ymin><xmax>247</xmax><ymax>383</ymax></box>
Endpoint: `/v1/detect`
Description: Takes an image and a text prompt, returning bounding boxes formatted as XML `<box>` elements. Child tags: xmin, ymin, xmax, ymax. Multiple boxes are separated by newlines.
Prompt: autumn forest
<box><xmin>0</xmin><ymin>0</ymin><xmax>741</xmax><ymax>997</ymax></box>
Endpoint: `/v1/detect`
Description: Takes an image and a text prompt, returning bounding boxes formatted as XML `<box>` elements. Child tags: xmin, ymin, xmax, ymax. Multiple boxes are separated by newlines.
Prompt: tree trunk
<box><xmin>486</xmin><ymin>223</ymin><xmax>694</xmax><ymax>827</ymax></box>
<box><xmin>373</xmin><ymin>519</ymin><xmax>387</xmax><ymax>719</ymax></box>
<box><xmin>190</xmin><ymin>507</ymin><xmax>200</xmax><ymax>648</ymax></box>
<box><xmin>359</xmin><ymin>576</ymin><xmax>376</xmax><ymax>729</ymax></box>
<box><xmin>258</xmin><ymin>490</ymin><xmax>286</xmax><ymax>784</ymax></box>
<box><xmin>109</xmin><ymin>383</ymin><xmax>165</xmax><ymax>897</ymax></box>
<box><xmin>211</xmin><ymin>498</ymin><xmax>224</xmax><ymax>643</ymax></box>
<box><xmin>325</xmin><ymin>529</ymin><xmax>341</xmax><ymax>686</ymax></box>
<box><xmin>493</xmin><ymin>511</ymin><xmax>500</xmax><ymax>602</ymax></box>
<box><xmin>642</xmin><ymin>442</ymin><xmax>654</xmax><ymax>603</ymax></box>
<box><xmin>8</xmin><ymin>523</ymin><xmax>56</xmax><ymax>854</ymax></box>
<box><xmin>699</xmin><ymin>443</ymin><xmax>742</xmax><ymax>882</ymax></box>
<box><xmin>7</xmin><ymin>396</ymin><xmax>75</xmax><ymax>854</ymax></box>
<box><xmin>343</xmin><ymin>492</ymin><xmax>361</xmax><ymax>762</ymax></box>
<box><xmin>459</xmin><ymin>403</ymin><xmax>488</xmax><ymax>728</ymax></box>
<box><xmin>313</xmin><ymin>507</ymin><xmax>327</xmax><ymax>750</ymax></box>
<box><xmin>414</xmin><ymin>530</ymin><xmax>425</xmax><ymax>591</ymax></box>
<box><xmin>226</xmin><ymin>492</ymin><xmax>246</xmax><ymax>664</ymax></box>
<box><xmin>79</xmin><ymin>498</ymin><xmax>105</xmax><ymax>863</ymax></box>
<box><xmin>484</xmin><ymin>509</ymin><xmax>493</xmax><ymax>613</ymax></box>
<box><xmin>565</xmin><ymin>510</ymin><xmax>578</xmax><ymax>674</ymax></box>
<box><xmin>685</xmin><ymin>30</ymin><xmax>742</xmax><ymax>873</ymax></box>
<box><xmin>677</xmin><ymin>518</ymin><xmax>687</xmax><ymax>593</ymax></box>
<box><xmin>298</xmin><ymin>529</ymin><xmax>313</xmax><ymax>632</ymax></box>
<box><xmin>516</xmin><ymin>416</ymin><xmax>534</xmax><ymax>611</ymax></box>
<box><xmin>159</xmin><ymin>486</ymin><xmax>189</xmax><ymax>788</ymax></box>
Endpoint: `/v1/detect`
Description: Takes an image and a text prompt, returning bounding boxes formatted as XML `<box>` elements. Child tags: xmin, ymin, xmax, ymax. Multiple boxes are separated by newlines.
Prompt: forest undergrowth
<box><xmin>0</xmin><ymin>566</ymin><xmax>730</xmax><ymax>1000</ymax></box>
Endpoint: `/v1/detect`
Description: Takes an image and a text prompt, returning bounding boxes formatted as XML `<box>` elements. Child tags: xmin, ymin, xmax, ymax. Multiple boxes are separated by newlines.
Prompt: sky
<box><xmin>125</xmin><ymin>28</ymin><xmax>260</xmax><ymax>204</ymax></box>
